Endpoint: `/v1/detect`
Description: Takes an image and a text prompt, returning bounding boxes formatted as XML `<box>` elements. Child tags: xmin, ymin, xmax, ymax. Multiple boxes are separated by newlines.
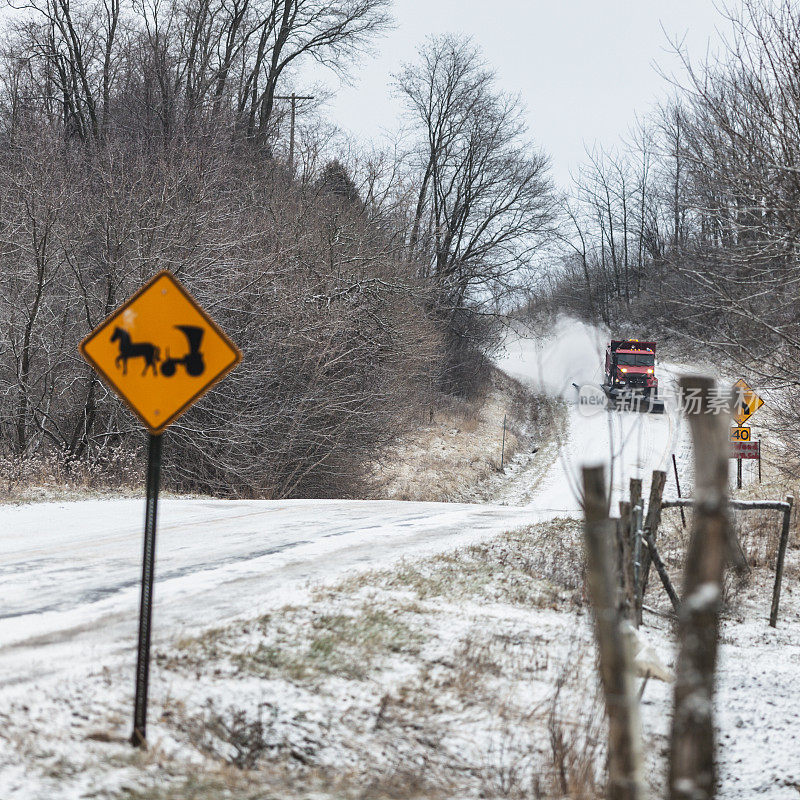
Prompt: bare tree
<box><xmin>395</xmin><ymin>34</ymin><xmax>557</xmax><ymax>385</ymax></box>
<box><xmin>656</xmin><ymin>0</ymin><xmax>800</xmax><ymax>410</ymax></box>
<box><xmin>4</xmin><ymin>0</ymin><xmax>390</xmax><ymax>144</ymax></box>
<box><xmin>0</xmin><ymin>95</ymin><xmax>442</xmax><ymax>496</ymax></box>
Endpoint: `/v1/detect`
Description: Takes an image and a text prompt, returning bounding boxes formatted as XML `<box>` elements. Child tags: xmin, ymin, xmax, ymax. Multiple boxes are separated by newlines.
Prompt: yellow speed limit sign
<box><xmin>730</xmin><ymin>426</ymin><xmax>751</xmax><ymax>442</ymax></box>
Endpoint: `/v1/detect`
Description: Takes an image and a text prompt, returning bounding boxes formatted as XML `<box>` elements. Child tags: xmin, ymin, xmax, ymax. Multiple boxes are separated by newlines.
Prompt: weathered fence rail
<box><xmin>661</xmin><ymin>495</ymin><xmax>794</xmax><ymax>628</ymax></box>
<box><xmin>662</xmin><ymin>498</ymin><xmax>791</xmax><ymax>512</ymax></box>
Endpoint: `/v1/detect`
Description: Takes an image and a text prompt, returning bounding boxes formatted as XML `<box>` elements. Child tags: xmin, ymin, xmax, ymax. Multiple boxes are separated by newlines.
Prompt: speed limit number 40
<box><xmin>731</xmin><ymin>426</ymin><xmax>751</xmax><ymax>442</ymax></box>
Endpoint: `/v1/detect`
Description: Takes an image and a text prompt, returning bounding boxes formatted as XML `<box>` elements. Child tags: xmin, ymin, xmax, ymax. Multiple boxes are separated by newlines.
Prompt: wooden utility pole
<box><xmin>274</xmin><ymin>93</ymin><xmax>314</xmax><ymax>174</ymax></box>
<box><xmin>582</xmin><ymin>465</ymin><xmax>646</xmax><ymax>800</ymax></box>
<box><xmin>669</xmin><ymin>376</ymin><xmax>730</xmax><ymax>800</ymax></box>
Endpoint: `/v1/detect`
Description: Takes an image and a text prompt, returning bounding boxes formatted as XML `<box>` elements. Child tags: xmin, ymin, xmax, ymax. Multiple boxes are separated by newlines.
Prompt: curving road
<box><xmin>0</xmin><ymin>498</ymin><xmax>538</xmax><ymax>689</ymax></box>
<box><xmin>2</xmin><ymin>319</ymin><xmax>687</xmax><ymax>691</ymax></box>
<box><xmin>10</xmin><ymin>320</ymin><xmax>792</xmax><ymax>800</ymax></box>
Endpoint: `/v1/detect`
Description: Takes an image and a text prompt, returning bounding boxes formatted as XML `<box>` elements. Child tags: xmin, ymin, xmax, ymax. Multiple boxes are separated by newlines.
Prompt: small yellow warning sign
<box><xmin>79</xmin><ymin>271</ymin><xmax>242</xmax><ymax>434</ymax></box>
<box><xmin>732</xmin><ymin>379</ymin><xmax>765</xmax><ymax>426</ymax></box>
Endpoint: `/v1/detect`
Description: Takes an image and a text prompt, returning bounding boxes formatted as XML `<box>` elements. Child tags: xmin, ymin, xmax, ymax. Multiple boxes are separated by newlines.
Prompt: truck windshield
<box><xmin>617</xmin><ymin>353</ymin><xmax>654</xmax><ymax>367</ymax></box>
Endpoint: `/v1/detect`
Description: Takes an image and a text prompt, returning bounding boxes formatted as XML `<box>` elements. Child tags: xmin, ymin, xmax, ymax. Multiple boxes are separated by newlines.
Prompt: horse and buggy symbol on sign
<box><xmin>80</xmin><ymin>271</ymin><xmax>241</xmax><ymax>435</ymax></box>
<box><xmin>111</xmin><ymin>325</ymin><xmax>206</xmax><ymax>378</ymax></box>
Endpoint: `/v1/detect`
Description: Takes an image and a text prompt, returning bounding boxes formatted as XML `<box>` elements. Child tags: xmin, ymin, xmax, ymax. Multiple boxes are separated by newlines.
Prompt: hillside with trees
<box><xmin>0</xmin><ymin>1</ymin><xmax>557</xmax><ymax>497</ymax></box>
<box><xmin>549</xmin><ymin>1</ymin><xmax>800</xmax><ymax>405</ymax></box>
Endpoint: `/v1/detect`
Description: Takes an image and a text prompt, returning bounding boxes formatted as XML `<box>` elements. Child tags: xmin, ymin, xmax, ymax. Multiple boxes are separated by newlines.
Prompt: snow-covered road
<box><xmin>1</xmin><ymin>319</ymin><xmax>691</xmax><ymax>693</ymax></box>
<box><xmin>498</xmin><ymin>317</ymin><xmax>689</xmax><ymax>510</ymax></box>
<box><xmin>3</xmin><ymin>319</ymin><xmax>794</xmax><ymax>800</ymax></box>
<box><xmin>0</xmin><ymin>498</ymin><xmax>538</xmax><ymax>689</ymax></box>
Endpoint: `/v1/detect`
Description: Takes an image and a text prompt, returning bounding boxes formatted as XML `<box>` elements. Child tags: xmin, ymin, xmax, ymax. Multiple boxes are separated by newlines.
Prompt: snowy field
<box><xmin>0</xmin><ymin>498</ymin><xmax>536</xmax><ymax>690</ymax></box>
<box><xmin>1</xmin><ymin>318</ymin><xmax>796</xmax><ymax>798</ymax></box>
<box><xmin>2</xmin><ymin>319</ymin><xmax>688</xmax><ymax>698</ymax></box>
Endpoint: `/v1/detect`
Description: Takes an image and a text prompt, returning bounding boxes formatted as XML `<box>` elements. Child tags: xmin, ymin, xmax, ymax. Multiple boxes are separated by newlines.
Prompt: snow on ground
<box><xmin>376</xmin><ymin>369</ymin><xmax>561</xmax><ymax>504</ymax></box>
<box><xmin>1</xmin><ymin>316</ymin><xmax>797</xmax><ymax>798</ymax></box>
<box><xmin>714</xmin><ymin>581</ymin><xmax>800</xmax><ymax>798</ymax></box>
<box><xmin>637</xmin><ymin>546</ymin><xmax>800</xmax><ymax>800</ymax></box>
<box><xmin>499</xmin><ymin>316</ymin><xmax>692</xmax><ymax>510</ymax></box>
<box><xmin>2</xmin><ymin>520</ymin><xmax>607</xmax><ymax>800</ymax></box>
<box><xmin>0</xmin><ymin>498</ymin><xmax>539</xmax><ymax>694</ymax></box>
<box><xmin>2</xmin><ymin>318</ymin><xmax>687</xmax><ymax>695</ymax></box>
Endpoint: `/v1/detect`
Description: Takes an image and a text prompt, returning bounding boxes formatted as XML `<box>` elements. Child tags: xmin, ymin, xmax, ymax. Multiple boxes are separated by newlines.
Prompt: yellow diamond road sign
<box><xmin>80</xmin><ymin>271</ymin><xmax>242</xmax><ymax>434</ymax></box>
<box><xmin>732</xmin><ymin>378</ymin><xmax>765</xmax><ymax>426</ymax></box>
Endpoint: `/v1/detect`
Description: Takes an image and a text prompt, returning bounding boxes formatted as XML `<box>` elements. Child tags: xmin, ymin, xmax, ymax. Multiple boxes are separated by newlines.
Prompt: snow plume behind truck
<box><xmin>603</xmin><ymin>339</ymin><xmax>665</xmax><ymax>413</ymax></box>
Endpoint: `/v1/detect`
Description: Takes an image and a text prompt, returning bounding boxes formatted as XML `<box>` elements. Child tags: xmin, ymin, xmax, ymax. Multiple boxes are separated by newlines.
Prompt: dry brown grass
<box><xmin>544</xmin><ymin>680</ymin><xmax>604</xmax><ymax>799</ymax></box>
<box><xmin>137</xmin><ymin>518</ymin><xmax>604</xmax><ymax>800</ymax></box>
<box><xmin>646</xmin><ymin>461</ymin><xmax>799</xmax><ymax>614</ymax></box>
<box><xmin>0</xmin><ymin>447</ymin><xmax>144</xmax><ymax>504</ymax></box>
<box><xmin>375</xmin><ymin>368</ymin><xmax>559</xmax><ymax>502</ymax></box>
<box><xmin>161</xmin><ymin>602</ymin><xmax>424</xmax><ymax>684</ymax></box>
<box><xmin>328</xmin><ymin>518</ymin><xmax>586</xmax><ymax>610</ymax></box>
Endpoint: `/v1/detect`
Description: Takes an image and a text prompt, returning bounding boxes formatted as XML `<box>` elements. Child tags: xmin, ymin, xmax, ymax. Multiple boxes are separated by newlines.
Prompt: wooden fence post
<box><xmin>618</xmin><ymin>500</ymin><xmax>634</xmax><ymax>619</ymax></box>
<box><xmin>638</xmin><ymin>470</ymin><xmax>666</xmax><ymax>625</ymax></box>
<box><xmin>669</xmin><ymin>376</ymin><xmax>730</xmax><ymax>800</ymax></box>
<box><xmin>629</xmin><ymin>478</ymin><xmax>644</xmax><ymax>620</ymax></box>
<box><xmin>769</xmin><ymin>494</ymin><xmax>794</xmax><ymax>628</ymax></box>
<box><xmin>630</xmin><ymin>478</ymin><xmax>643</xmax><ymax>512</ymax></box>
<box><xmin>582</xmin><ymin>465</ymin><xmax>646</xmax><ymax>800</ymax></box>
<box><xmin>643</xmin><ymin>532</ymin><xmax>680</xmax><ymax>613</ymax></box>
<box><xmin>500</xmin><ymin>413</ymin><xmax>507</xmax><ymax>470</ymax></box>
<box><xmin>632</xmin><ymin>501</ymin><xmax>644</xmax><ymax>626</ymax></box>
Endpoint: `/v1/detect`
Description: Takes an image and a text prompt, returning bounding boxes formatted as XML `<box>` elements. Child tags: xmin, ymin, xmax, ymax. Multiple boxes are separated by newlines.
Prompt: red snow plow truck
<box><xmin>602</xmin><ymin>339</ymin><xmax>665</xmax><ymax>413</ymax></box>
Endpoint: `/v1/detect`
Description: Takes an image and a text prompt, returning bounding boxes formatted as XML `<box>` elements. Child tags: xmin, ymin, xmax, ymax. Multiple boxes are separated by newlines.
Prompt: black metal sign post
<box><xmin>78</xmin><ymin>271</ymin><xmax>242</xmax><ymax>749</ymax></box>
<box><xmin>758</xmin><ymin>441</ymin><xmax>762</xmax><ymax>484</ymax></box>
<box><xmin>131</xmin><ymin>433</ymin><xmax>163</xmax><ymax>748</ymax></box>
<box><xmin>672</xmin><ymin>453</ymin><xmax>686</xmax><ymax>529</ymax></box>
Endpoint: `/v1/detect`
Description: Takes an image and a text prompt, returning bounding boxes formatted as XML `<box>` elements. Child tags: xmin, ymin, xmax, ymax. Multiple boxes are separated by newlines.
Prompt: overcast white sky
<box><xmin>313</xmin><ymin>0</ymin><xmax>727</xmax><ymax>190</ymax></box>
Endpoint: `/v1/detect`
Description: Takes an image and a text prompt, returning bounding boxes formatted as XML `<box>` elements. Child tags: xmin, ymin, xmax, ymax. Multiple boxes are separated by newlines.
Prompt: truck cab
<box><xmin>604</xmin><ymin>339</ymin><xmax>658</xmax><ymax>399</ymax></box>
